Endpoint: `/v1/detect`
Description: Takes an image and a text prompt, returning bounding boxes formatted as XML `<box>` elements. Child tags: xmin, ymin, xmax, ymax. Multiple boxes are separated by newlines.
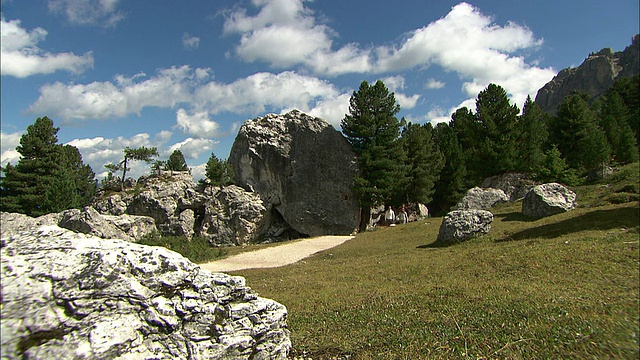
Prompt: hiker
<box><xmin>397</xmin><ymin>205</ymin><xmax>408</xmax><ymax>224</ymax></box>
<box><xmin>384</xmin><ymin>206</ymin><xmax>395</xmax><ymax>225</ymax></box>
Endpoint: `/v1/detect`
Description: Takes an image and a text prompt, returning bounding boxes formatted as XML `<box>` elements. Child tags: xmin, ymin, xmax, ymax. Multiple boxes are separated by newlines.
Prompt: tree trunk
<box><xmin>358</xmin><ymin>206</ymin><xmax>371</xmax><ymax>233</ymax></box>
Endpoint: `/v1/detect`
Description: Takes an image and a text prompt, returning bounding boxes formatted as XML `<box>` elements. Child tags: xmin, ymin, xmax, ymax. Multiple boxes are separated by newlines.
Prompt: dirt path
<box><xmin>199</xmin><ymin>235</ymin><xmax>354</xmax><ymax>272</ymax></box>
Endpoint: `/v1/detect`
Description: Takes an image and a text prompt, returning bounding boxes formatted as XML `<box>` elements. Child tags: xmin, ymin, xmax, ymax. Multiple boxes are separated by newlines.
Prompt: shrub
<box><xmin>139</xmin><ymin>233</ymin><xmax>228</xmax><ymax>263</ymax></box>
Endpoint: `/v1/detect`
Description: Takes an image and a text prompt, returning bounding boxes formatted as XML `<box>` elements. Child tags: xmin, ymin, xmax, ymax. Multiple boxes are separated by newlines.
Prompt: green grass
<box><xmin>138</xmin><ymin>233</ymin><xmax>228</xmax><ymax>263</ymax></box>
<box><xmin>210</xmin><ymin>163</ymin><xmax>640</xmax><ymax>359</ymax></box>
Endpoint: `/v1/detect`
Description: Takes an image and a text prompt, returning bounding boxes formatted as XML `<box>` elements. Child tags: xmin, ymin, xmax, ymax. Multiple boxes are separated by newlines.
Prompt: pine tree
<box><xmin>399</xmin><ymin>122</ymin><xmax>444</xmax><ymax>206</ymax></box>
<box><xmin>205</xmin><ymin>153</ymin><xmax>235</xmax><ymax>186</ymax></box>
<box><xmin>537</xmin><ymin>145</ymin><xmax>580</xmax><ymax>186</ymax></box>
<box><xmin>599</xmin><ymin>92</ymin><xmax>638</xmax><ymax>164</ymax></box>
<box><xmin>105</xmin><ymin>146</ymin><xmax>159</xmax><ymax>190</ymax></box>
<box><xmin>550</xmin><ymin>93</ymin><xmax>611</xmax><ymax>171</ymax></box>
<box><xmin>474</xmin><ymin>83</ymin><xmax>521</xmax><ymax>178</ymax></box>
<box><xmin>517</xmin><ymin>96</ymin><xmax>548</xmax><ymax>173</ymax></box>
<box><xmin>432</xmin><ymin>122</ymin><xmax>467</xmax><ymax>215</ymax></box>
<box><xmin>341</xmin><ymin>80</ymin><xmax>409</xmax><ymax>232</ymax></box>
<box><xmin>0</xmin><ymin>117</ymin><xmax>97</xmax><ymax>216</ymax></box>
<box><xmin>164</xmin><ymin>149</ymin><xmax>190</xmax><ymax>172</ymax></box>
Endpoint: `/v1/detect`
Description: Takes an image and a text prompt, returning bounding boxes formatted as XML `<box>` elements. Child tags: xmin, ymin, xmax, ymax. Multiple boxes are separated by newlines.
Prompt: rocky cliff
<box><xmin>535</xmin><ymin>34</ymin><xmax>639</xmax><ymax>114</ymax></box>
<box><xmin>229</xmin><ymin>110</ymin><xmax>360</xmax><ymax>237</ymax></box>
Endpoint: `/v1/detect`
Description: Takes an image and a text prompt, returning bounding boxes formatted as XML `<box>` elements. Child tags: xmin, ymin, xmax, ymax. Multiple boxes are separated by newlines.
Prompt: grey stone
<box><xmin>437</xmin><ymin>210</ymin><xmax>493</xmax><ymax>243</ymax></box>
<box><xmin>455</xmin><ymin>187</ymin><xmax>509</xmax><ymax>210</ymax></box>
<box><xmin>480</xmin><ymin>173</ymin><xmax>535</xmax><ymax>201</ymax></box>
<box><xmin>0</xmin><ymin>225</ymin><xmax>290</xmax><ymax>359</ymax></box>
<box><xmin>522</xmin><ymin>183</ymin><xmax>577</xmax><ymax>218</ymax></box>
<box><xmin>229</xmin><ymin>110</ymin><xmax>360</xmax><ymax>237</ymax></box>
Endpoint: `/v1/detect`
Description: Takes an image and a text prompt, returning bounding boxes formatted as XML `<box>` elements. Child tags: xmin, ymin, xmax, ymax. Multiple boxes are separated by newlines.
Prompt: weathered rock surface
<box><xmin>200</xmin><ymin>185</ymin><xmax>268</xmax><ymax>246</ymax></box>
<box><xmin>437</xmin><ymin>210</ymin><xmax>493</xmax><ymax>244</ymax></box>
<box><xmin>521</xmin><ymin>183</ymin><xmax>577</xmax><ymax>218</ymax></box>
<box><xmin>535</xmin><ymin>35</ymin><xmax>639</xmax><ymax>114</ymax></box>
<box><xmin>93</xmin><ymin>172</ymin><xmax>269</xmax><ymax>245</ymax></box>
<box><xmin>455</xmin><ymin>187</ymin><xmax>509</xmax><ymax>210</ymax></box>
<box><xmin>0</xmin><ymin>225</ymin><xmax>291</xmax><ymax>359</ymax></box>
<box><xmin>229</xmin><ymin>110</ymin><xmax>360</xmax><ymax>237</ymax></box>
<box><xmin>480</xmin><ymin>173</ymin><xmax>535</xmax><ymax>201</ymax></box>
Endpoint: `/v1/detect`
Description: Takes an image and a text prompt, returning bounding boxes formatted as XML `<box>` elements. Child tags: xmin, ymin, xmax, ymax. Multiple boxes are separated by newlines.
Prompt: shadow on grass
<box><xmin>496</xmin><ymin>206</ymin><xmax>639</xmax><ymax>242</ymax></box>
<box><xmin>496</xmin><ymin>212</ymin><xmax>538</xmax><ymax>222</ymax></box>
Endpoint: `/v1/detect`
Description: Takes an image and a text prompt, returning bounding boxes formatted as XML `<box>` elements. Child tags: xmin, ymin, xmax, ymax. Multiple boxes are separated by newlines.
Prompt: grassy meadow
<box><xmin>206</xmin><ymin>164</ymin><xmax>639</xmax><ymax>359</ymax></box>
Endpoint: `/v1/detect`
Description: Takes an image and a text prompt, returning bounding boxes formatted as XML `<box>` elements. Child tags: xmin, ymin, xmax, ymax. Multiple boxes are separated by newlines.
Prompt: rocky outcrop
<box><xmin>229</xmin><ymin>110</ymin><xmax>360</xmax><ymax>237</ymax></box>
<box><xmin>436</xmin><ymin>210</ymin><xmax>493</xmax><ymax>244</ymax></box>
<box><xmin>455</xmin><ymin>187</ymin><xmax>509</xmax><ymax>210</ymax></box>
<box><xmin>1</xmin><ymin>225</ymin><xmax>291</xmax><ymax>359</ymax></box>
<box><xmin>535</xmin><ymin>35</ymin><xmax>639</xmax><ymax>114</ymax></box>
<box><xmin>521</xmin><ymin>183</ymin><xmax>577</xmax><ymax>218</ymax></box>
<box><xmin>93</xmin><ymin>172</ymin><xmax>269</xmax><ymax>246</ymax></box>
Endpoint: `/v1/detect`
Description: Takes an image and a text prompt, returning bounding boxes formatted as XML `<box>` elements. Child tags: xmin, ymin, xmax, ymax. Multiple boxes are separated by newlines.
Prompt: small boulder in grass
<box><xmin>436</xmin><ymin>210</ymin><xmax>494</xmax><ymax>244</ymax></box>
<box><xmin>522</xmin><ymin>183</ymin><xmax>577</xmax><ymax>218</ymax></box>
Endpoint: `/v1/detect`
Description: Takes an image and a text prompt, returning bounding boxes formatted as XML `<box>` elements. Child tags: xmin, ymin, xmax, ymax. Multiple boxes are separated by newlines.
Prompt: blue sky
<box><xmin>2</xmin><ymin>0</ymin><xmax>638</xmax><ymax>181</ymax></box>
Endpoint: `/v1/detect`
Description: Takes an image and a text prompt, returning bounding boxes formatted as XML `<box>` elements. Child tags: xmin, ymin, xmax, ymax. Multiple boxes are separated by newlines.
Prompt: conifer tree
<box><xmin>205</xmin><ymin>153</ymin><xmax>234</xmax><ymax>186</ymax></box>
<box><xmin>164</xmin><ymin>149</ymin><xmax>190</xmax><ymax>172</ymax></box>
<box><xmin>432</xmin><ymin>122</ymin><xmax>467</xmax><ymax>215</ymax></box>
<box><xmin>599</xmin><ymin>92</ymin><xmax>638</xmax><ymax>164</ymax></box>
<box><xmin>341</xmin><ymin>80</ymin><xmax>409</xmax><ymax>232</ymax></box>
<box><xmin>105</xmin><ymin>146</ymin><xmax>159</xmax><ymax>190</ymax></box>
<box><xmin>0</xmin><ymin>117</ymin><xmax>97</xmax><ymax>215</ymax></box>
<box><xmin>550</xmin><ymin>93</ymin><xmax>611</xmax><ymax>171</ymax></box>
<box><xmin>517</xmin><ymin>96</ymin><xmax>548</xmax><ymax>173</ymax></box>
<box><xmin>399</xmin><ymin>122</ymin><xmax>444</xmax><ymax>206</ymax></box>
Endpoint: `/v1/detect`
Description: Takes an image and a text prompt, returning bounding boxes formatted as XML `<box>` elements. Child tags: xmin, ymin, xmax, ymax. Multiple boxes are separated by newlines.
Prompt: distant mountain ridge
<box><xmin>535</xmin><ymin>34</ymin><xmax>639</xmax><ymax>114</ymax></box>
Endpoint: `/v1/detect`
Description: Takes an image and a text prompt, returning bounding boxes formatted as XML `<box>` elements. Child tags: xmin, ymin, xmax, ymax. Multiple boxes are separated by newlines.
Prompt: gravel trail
<box><xmin>199</xmin><ymin>235</ymin><xmax>354</xmax><ymax>272</ymax></box>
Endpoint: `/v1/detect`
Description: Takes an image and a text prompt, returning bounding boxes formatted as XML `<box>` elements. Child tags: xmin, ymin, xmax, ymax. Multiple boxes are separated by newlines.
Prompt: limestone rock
<box><xmin>59</xmin><ymin>206</ymin><xmax>136</xmax><ymax>242</ymax></box>
<box><xmin>437</xmin><ymin>210</ymin><xmax>493</xmax><ymax>244</ymax></box>
<box><xmin>480</xmin><ymin>173</ymin><xmax>535</xmax><ymax>201</ymax></box>
<box><xmin>535</xmin><ymin>35</ymin><xmax>639</xmax><ymax>114</ymax></box>
<box><xmin>455</xmin><ymin>187</ymin><xmax>509</xmax><ymax>210</ymax></box>
<box><xmin>229</xmin><ymin>110</ymin><xmax>360</xmax><ymax>237</ymax></box>
<box><xmin>0</xmin><ymin>225</ymin><xmax>290</xmax><ymax>359</ymax></box>
<box><xmin>200</xmin><ymin>185</ymin><xmax>268</xmax><ymax>246</ymax></box>
<box><xmin>522</xmin><ymin>183</ymin><xmax>577</xmax><ymax>218</ymax></box>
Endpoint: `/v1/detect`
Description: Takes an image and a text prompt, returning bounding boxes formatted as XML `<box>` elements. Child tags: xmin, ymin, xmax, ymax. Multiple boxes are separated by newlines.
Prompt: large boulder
<box><xmin>480</xmin><ymin>173</ymin><xmax>535</xmax><ymax>201</ymax></box>
<box><xmin>229</xmin><ymin>110</ymin><xmax>360</xmax><ymax>237</ymax></box>
<box><xmin>522</xmin><ymin>183</ymin><xmax>577</xmax><ymax>218</ymax></box>
<box><xmin>200</xmin><ymin>185</ymin><xmax>268</xmax><ymax>246</ymax></box>
<box><xmin>59</xmin><ymin>206</ymin><xmax>155</xmax><ymax>242</ymax></box>
<box><xmin>1</xmin><ymin>225</ymin><xmax>291</xmax><ymax>359</ymax></box>
<box><xmin>436</xmin><ymin>210</ymin><xmax>493</xmax><ymax>244</ymax></box>
<box><xmin>455</xmin><ymin>187</ymin><xmax>509</xmax><ymax>210</ymax></box>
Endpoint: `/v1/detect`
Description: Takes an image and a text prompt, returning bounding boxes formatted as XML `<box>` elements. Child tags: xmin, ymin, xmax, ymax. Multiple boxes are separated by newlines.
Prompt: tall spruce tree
<box><xmin>399</xmin><ymin>122</ymin><xmax>444</xmax><ymax>206</ymax></box>
<box><xmin>599</xmin><ymin>92</ymin><xmax>638</xmax><ymax>164</ymax></box>
<box><xmin>432</xmin><ymin>122</ymin><xmax>467</xmax><ymax>215</ymax></box>
<box><xmin>0</xmin><ymin>117</ymin><xmax>97</xmax><ymax>216</ymax></box>
<box><xmin>341</xmin><ymin>80</ymin><xmax>409</xmax><ymax>232</ymax></box>
<box><xmin>517</xmin><ymin>96</ymin><xmax>548</xmax><ymax>173</ymax></box>
<box><xmin>550</xmin><ymin>93</ymin><xmax>611</xmax><ymax>171</ymax></box>
<box><xmin>473</xmin><ymin>83</ymin><xmax>520</xmax><ymax>179</ymax></box>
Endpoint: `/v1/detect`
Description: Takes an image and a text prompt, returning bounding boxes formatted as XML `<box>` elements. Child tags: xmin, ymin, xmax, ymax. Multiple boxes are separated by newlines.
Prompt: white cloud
<box><xmin>307</xmin><ymin>93</ymin><xmax>351</xmax><ymax>127</ymax></box>
<box><xmin>182</xmin><ymin>32</ymin><xmax>200</xmax><ymax>50</ymax></box>
<box><xmin>1</xmin><ymin>131</ymin><xmax>23</xmax><ymax>167</ymax></box>
<box><xmin>175</xmin><ymin>108</ymin><xmax>220</xmax><ymax>138</ymax></box>
<box><xmin>167</xmin><ymin>138</ymin><xmax>218</xmax><ymax>160</ymax></box>
<box><xmin>48</xmin><ymin>0</ymin><xmax>125</xmax><ymax>27</ymax></box>
<box><xmin>426</xmin><ymin>78</ymin><xmax>445</xmax><ymax>89</ymax></box>
<box><xmin>0</xmin><ymin>16</ymin><xmax>94</xmax><ymax>78</ymax></box>
<box><xmin>223</xmin><ymin>0</ymin><xmax>371</xmax><ymax>76</ymax></box>
<box><xmin>190</xmin><ymin>162</ymin><xmax>207</xmax><ymax>182</ymax></box>
<box><xmin>375</xmin><ymin>2</ymin><xmax>555</xmax><ymax>109</ymax></box>
<box><xmin>28</xmin><ymin>66</ymin><xmax>200</xmax><ymax>122</ymax></box>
